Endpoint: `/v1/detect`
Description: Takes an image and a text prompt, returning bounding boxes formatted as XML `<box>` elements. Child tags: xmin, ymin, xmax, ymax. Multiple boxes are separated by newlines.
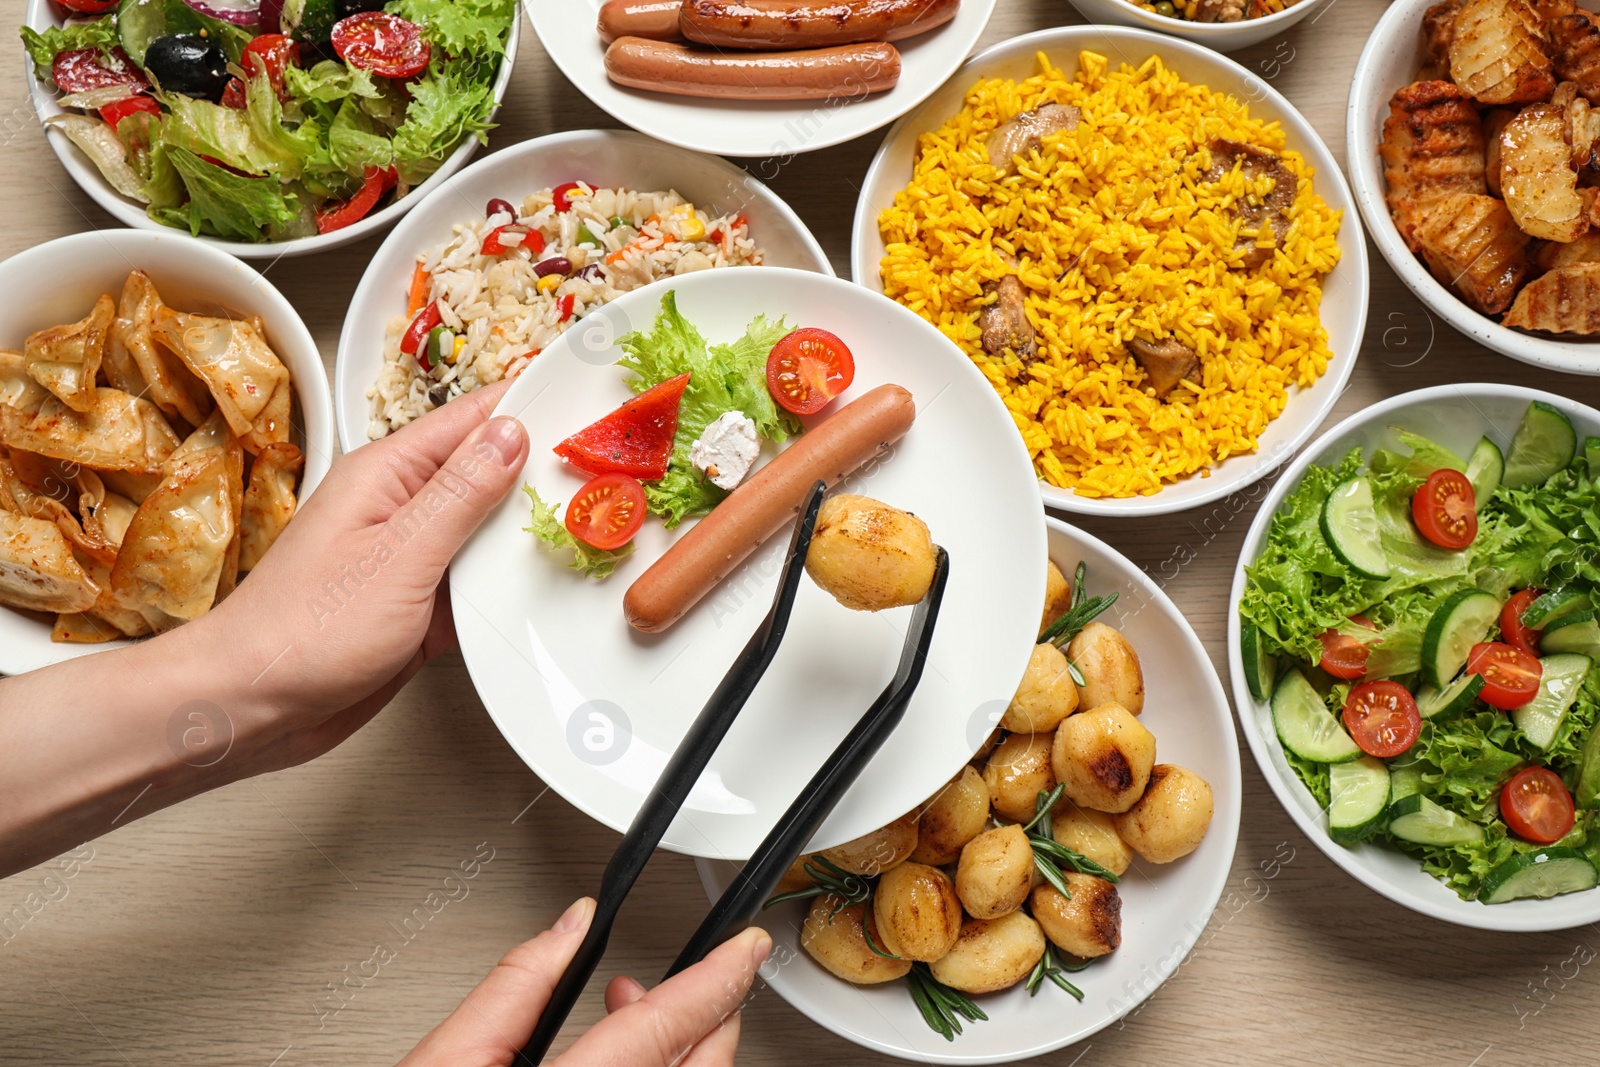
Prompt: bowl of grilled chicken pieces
<box><xmin>1350</xmin><ymin>0</ymin><xmax>1600</xmax><ymax>374</ymax></box>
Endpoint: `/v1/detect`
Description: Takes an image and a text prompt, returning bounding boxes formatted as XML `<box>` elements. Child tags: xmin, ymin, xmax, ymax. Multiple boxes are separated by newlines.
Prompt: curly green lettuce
<box><xmin>523</xmin><ymin>486</ymin><xmax>632</xmax><ymax>579</ymax></box>
<box><xmin>20</xmin><ymin>17</ymin><xmax>118</xmax><ymax>71</ymax></box>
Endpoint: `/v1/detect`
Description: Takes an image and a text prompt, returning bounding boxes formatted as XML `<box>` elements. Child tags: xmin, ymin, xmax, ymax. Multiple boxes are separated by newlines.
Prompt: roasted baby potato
<box><xmin>1552</xmin><ymin>10</ymin><xmax>1600</xmax><ymax>102</ymax></box>
<box><xmin>1051</xmin><ymin>798</ymin><xmax>1135</xmax><ymax>877</ymax></box>
<box><xmin>820</xmin><ymin>813</ymin><xmax>918</xmax><ymax>877</ymax></box>
<box><xmin>1501</xmin><ymin>102</ymin><xmax>1589</xmax><ymax>241</ymax></box>
<box><xmin>1449</xmin><ymin>0</ymin><xmax>1556</xmax><ymax>105</ymax></box>
<box><xmin>873</xmin><ymin>862</ymin><xmax>963</xmax><ymax>962</ymax></box>
<box><xmin>983</xmin><ymin>731</ymin><xmax>1057</xmax><ymax>823</ymax></box>
<box><xmin>1423</xmin><ymin>0</ymin><xmax>1465</xmax><ymax>76</ymax></box>
<box><xmin>801</xmin><ymin>897</ymin><xmax>912</xmax><ymax>984</ymax></box>
<box><xmin>1412</xmin><ymin>193</ymin><xmax>1535</xmax><ymax>314</ymax></box>
<box><xmin>805</xmin><ymin>494</ymin><xmax>937</xmax><ymax>612</ymax></box>
<box><xmin>1066</xmin><ymin>622</ymin><xmax>1145</xmax><ymax>715</ymax></box>
<box><xmin>1041</xmin><ymin>559</ymin><xmax>1071</xmax><ymax>636</ymax></box>
<box><xmin>928</xmin><ymin>910</ymin><xmax>1047</xmax><ymax>995</ymax></box>
<box><xmin>1001</xmin><ymin>642</ymin><xmax>1080</xmax><ymax>734</ymax></box>
<box><xmin>971</xmin><ymin>728</ymin><xmax>1003</xmax><ymax>764</ymax></box>
<box><xmin>1380</xmin><ymin>80</ymin><xmax>1488</xmax><ymax>248</ymax></box>
<box><xmin>911</xmin><ymin>765</ymin><xmax>991</xmax><ymax>866</ymax></box>
<box><xmin>1052</xmin><ymin>702</ymin><xmax>1156</xmax><ymax>814</ymax></box>
<box><xmin>775</xmin><ymin>853</ymin><xmax>817</xmax><ymax>896</ymax></box>
<box><xmin>1113</xmin><ymin>764</ymin><xmax>1216</xmax><ymax>863</ymax></box>
<box><xmin>1030</xmin><ymin>874</ymin><xmax>1122</xmax><ymax>958</ymax></box>
<box><xmin>955</xmin><ymin>823</ymin><xmax>1034</xmax><ymax>919</ymax></box>
<box><xmin>1503</xmin><ymin>261</ymin><xmax>1600</xmax><ymax>331</ymax></box>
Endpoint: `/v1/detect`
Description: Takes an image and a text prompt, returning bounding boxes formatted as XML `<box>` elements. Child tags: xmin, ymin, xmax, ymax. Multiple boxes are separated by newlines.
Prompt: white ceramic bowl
<box><xmin>0</xmin><ymin>229</ymin><xmax>335</xmax><ymax>676</ymax></box>
<box><xmin>22</xmin><ymin>0</ymin><xmax>519</xmax><ymax>260</ymax></box>
<box><xmin>1065</xmin><ymin>0</ymin><xmax>1338</xmax><ymax>53</ymax></box>
<box><xmin>334</xmin><ymin>128</ymin><xmax>833</xmax><ymax>453</ymax></box>
<box><xmin>523</xmin><ymin>0</ymin><xmax>998</xmax><ymax>158</ymax></box>
<box><xmin>852</xmin><ymin>25</ymin><xmax>1367</xmax><ymax>518</ymax></box>
<box><xmin>1348</xmin><ymin>0</ymin><xmax>1600</xmax><ymax>376</ymax></box>
<box><xmin>696</xmin><ymin>514</ymin><xmax>1241</xmax><ymax>1063</ymax></box>
<box><xmin>1229</xmin><ymin>383</ymin><xmax>1600</xmax><ymax>931</ymax></box>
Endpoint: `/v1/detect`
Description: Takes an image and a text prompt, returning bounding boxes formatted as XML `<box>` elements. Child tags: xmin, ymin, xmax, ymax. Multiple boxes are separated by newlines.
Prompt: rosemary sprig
<box><xmin>1039</xmin><ymin>560</ymin><xmax>1118</xmax><ymax>648</ymax></box>
<box><xmin>1026</xmin><ymin>944</ymin><xmax>1091</xmax><ymax>1000</ymax></box>
<box><xmin>1024</xmin><ymin>785</ymin><xmax>1122</xmax><ymax>896</ymax></box>
<box><xmin>762</xmin><ymin>855</ymin><xmax>870</xmax><ymax>914</ymax></box>
<box><xmin>908</xmin><ymin>963</ymin><xmax>988</xmax><ymax>1041</ymax></box>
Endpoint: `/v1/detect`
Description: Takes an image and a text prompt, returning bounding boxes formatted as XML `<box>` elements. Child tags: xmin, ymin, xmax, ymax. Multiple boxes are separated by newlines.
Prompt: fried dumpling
<box><xmin>1450</xmin><ymin>0</ymin><xmax>1556</xmax><ymax>105</ymax></box>
<box><xmin>1504</xmin><ymin>261</ymin><xmax>1600</xmax><ymax>331</ymax></box>
<box><xmin>152</xmin><ymin>308</ymin><xmax>289</xmax><ymax>450</ymax></box>
<box><xmin>24</xmin><ymin>294</ymin><xmax>112</xmax><ymax>414</ymax></box>
<box><xmin>1381</xmin><ymin>81</ymin><xmax>1489</xmax><ymax>250</ymax></box>
<box><xmin>93</xmin><ymin>467</ymin><xmax>163</xmax><ymax>504</ymax></box>
<box><xmin>1413</xmin><ymin>193</ymin><xmax>1535</xmax><ymax>313</ymax></box>
<box><xmin>0</xmin><ymin>352</ymin><xmax>180</xmax><ymax>472</ymax></box>
<box><xmin>239</xmin><ymin>443</ymin><xmax>303</xmax><ymax>572</ymax></box>
<box><xmin>51</xmin><ymin>612</ymin><xmax>125</xmax><ymax>643</ymax></box>
<box><xmin>109</xmin><ymin>271</ymin><xmax>213</xmax><ymax>427</ymax></box>
<box><xmin>0</xmin><ymin>510</ymin><xmax>99</xmax><ymax>614</ymax></box>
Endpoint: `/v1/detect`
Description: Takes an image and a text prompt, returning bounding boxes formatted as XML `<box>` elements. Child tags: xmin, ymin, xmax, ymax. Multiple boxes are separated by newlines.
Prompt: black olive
<box><xmin>142</xmin><ymin>34</ymin><xmax>230</xmax><ymax>103</ymax></box>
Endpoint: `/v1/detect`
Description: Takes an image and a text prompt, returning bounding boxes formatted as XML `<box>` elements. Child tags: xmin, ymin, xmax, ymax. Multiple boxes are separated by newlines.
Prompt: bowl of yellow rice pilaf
<box><xmin>852</xmin><ymin>26</ymin><xmax>1366</xmax><ymax>518</ymax></box>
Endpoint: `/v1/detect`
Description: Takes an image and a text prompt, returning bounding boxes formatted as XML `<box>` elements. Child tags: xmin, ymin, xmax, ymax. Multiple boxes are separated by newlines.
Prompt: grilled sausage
<box><xmin>679</xmin><ymin>0</ymin><xmax>959</xmax><ymax>50</ymax></box>
<box><xmin>598</xmin><ymin>0</ymin><xmax>684</xmax><ymax>43</ymax></box>
<box><xmin>603</xmin><ymin>37</ymin><xmax>901</xmax><ymax>101</ymax></box>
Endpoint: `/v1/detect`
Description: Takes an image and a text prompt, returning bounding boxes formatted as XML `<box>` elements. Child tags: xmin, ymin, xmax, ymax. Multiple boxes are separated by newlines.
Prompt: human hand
<box><xmin>398</xmin><ymin>899</ymin><xmax>771</xmax><ymax>1067</ymax></box>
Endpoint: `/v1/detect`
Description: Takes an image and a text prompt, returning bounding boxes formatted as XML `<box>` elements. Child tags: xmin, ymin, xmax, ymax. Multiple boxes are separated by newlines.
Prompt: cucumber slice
<box><xmin>1464</xmin><ymin>436</ymin><xmax>1504</xmax><ymax>507</ymax></box>
<box><xmin>1512</xmin><ymin>653</ymin><xmax>1591</xmax><ymax>751</ymax></box>
<box><xmin>1389</xmin><ymin>760</ymin><xmax>1425</xmax><ymax>801</ymax></box>
<box><xmin>1542</xmin><ymin>611</ymin><xmax>1600</xmax><ymax>658</ymax></box>
<box><xmin>1576</xmin><ymin>717</ymin><xmax>1600</xmax><ymax>810</ymax></box>
<box><xmin>1272</xmin><ymin>668</ymin><xmax>1360</xmax><ymax>764</ymax></box>
<box><xmin>1479</xmin><ymin>847</ymin><xmax>1599</xmax><ymax>904</ymax></box>
<box><xmin>1503</xmin><ymin>401</ymin><xmax>1577</xmax><ymax>489</ymax></box>
<box><xmin>1421</xmin><ymin>589</ymin><xmax>1502</xmax><ymax>689</ymax></box>
<box><xmin>1416</xmin><ymin>672</ymin><xmax>1486</xmax><ymax>719</ymax></box>
<box><xmin>1387</xmin><ymin>794</ymin><xmax>1487</xmax><ymax>847</ymax></box>
<box><xmin>1320</xmin><ymin>477</ymin><xmax>1391</xmax><ymax>580</ymax></box>
<box><xmin>1523</xmin><ymin>588</ymin><xmax>1591</xmax><ymax>629</ymax></box>
<box><xmin>1586</xmin><ymin>436</ymin><xmax>1600</xmax><ymax>482</ymax></box>
<box><xmin>1329</xmin><ymin>756</ymin><xmax>1390</xmax><ymax>845</ymax></box>
<box><xmin>1240</xmin><ymin>618</ymin><xmax>1277</xmax><ymax>703</ymax></box>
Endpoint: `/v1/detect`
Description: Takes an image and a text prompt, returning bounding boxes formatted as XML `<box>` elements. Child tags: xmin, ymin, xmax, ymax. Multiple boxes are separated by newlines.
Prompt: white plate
<box><xmin>1347</xmin><ymin>0</ymin><xmax>1600</xmax><ymax>376</ymax></box>
<box><xmin>1064</xmin><ymin>0</ymin><xmax>1339</xmax><ymax>53</ymax></box>
<box><xmin>0</xmin><ymin>230</ymin><xmax>334</xmax><ymax>676</ymax></box>
<box><xmin>450</xmin><ymin>267</ymin><xmax>1046</xmax><ymax>859</ymax></box>
<box><xmin>22</xmin><ymin>0</ymin><xmax>518</xmax><ymax>260</ymax></box>
<box><xmin>697</xmin><ymin>515</ymin><xmax>1241</xmax><ymax>1063</ymax></box>
<box><xmin>334</xmin><ymin>128</ymin><xmax>834</xmax><ymax>453</ymax></box>
<box><xmin>1230</xmin><ymin>383</ymin><xmax>1600</xmax><ymax>931</ymax></box>
<box><xmin>851</xmin><ymin>25</ymin><xmax>1367</xmax><ymax>518</ymax></box>
<box><xmin>523</xmin><ymin>0</ymin><xmax>998</xmax><ymax>158</ymax></box>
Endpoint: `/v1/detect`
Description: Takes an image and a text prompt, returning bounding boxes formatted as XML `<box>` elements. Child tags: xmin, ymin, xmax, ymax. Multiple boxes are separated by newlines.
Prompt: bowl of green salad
<box><xmin>20</xmin><ymin>0</ymin><xmax>518</xmax><ymax>258</ymax></box>
<box><xmin>1231</xmin><ymin>384</ymin><xmax>1600</xmax><ymax>931</ymax></box>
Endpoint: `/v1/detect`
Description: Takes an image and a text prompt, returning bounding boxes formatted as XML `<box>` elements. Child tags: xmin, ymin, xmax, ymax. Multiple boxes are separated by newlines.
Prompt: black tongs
<box><xmin>521</xmin><ymin>480</ymin><xmax>950</xmax><ymax>1061</ymax></box>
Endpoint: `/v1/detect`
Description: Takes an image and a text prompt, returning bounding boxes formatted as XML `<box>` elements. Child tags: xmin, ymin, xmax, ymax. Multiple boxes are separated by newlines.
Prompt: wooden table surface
<box><xmin>5</xmin><ymin>1</ymin><xmax>1600</xmax><ymax>1064</ymax></box>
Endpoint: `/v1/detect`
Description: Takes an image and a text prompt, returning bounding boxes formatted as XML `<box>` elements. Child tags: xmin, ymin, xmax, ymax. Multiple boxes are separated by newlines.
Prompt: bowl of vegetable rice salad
<box><xmin>334</xmin><ymin>128</ymin><xmax>832</xmax><ymax>452</ymax></box>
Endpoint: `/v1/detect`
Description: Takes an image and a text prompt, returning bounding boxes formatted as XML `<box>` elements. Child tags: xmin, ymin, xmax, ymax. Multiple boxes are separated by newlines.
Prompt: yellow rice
<box><xmin>877</xmin><ymin>51</ymin><xmax>1343</xmax><ymax>498</ymax></box>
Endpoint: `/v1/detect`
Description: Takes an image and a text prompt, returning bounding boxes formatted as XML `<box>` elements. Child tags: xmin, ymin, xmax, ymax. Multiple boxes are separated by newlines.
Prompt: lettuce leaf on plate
<box><xmin>384</xmin><ymin>0</ymin><xmax>516</xmax><ymax>56</ymax></box>
<box><xmin>157</xmin><ymin>147</ymin><xmax>300</xmax><ymax>241</ymax></box>
<box><xmin>523</xmin><ymin>485</ymin><xmax>631</xmax><ymax>579</ymax></box>
<box><xmin>20</xmin><ymin>17</ymin><xmax>118</xmax><ymax>72</ymax></box>
<box><xmin>389</xmin><ymin>54</ymin><xmax>498</xmax><ymax>186</ymax></box>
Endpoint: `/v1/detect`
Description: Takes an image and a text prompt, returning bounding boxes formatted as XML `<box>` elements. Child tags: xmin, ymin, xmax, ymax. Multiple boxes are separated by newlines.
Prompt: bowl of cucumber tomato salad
<box><xmin>1231</xmin><ymin>384</ymin><xmax>1600</xmax><ymax>931</ymax></box>
<box><xmin>20</xmin><ymin>0</ymin><xmax>517</xmax><ymax>257</ymax></box>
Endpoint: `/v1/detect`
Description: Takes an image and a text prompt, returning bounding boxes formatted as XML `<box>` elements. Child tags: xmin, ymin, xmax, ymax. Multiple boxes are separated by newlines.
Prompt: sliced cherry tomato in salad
<box><xmin>1500</xmin><ymin>588</ymin><xmax>1544</xmax><ymax>659</ymax></box>
<box><xmin>315</xmin><ymin>166</ymin><xmax>397</xmax><ymax>235</ymax></box>
<box><xmin>553</xmin><ymin>372</ymin><xmax>690</xmax><ymax>482</ymax></box>
<box><xmin>99</xmin><ymin>95</ymin><xmax>161</xmax><ymax>128</ymax></box>
<box><xmin>57</xmin><ymin>0</ymin><xmax>118</xmax><ymax>10</ymax></box>
<box><xmin>242</xmin><ymin>33</ymin><xmax>301</xmax><ymax>98</ymax></box>
<box><xmin>1500</xmin><ymin>767</ymin><xmax>1575</xmax><ymax>844</ymax></box>
<box><xmin>331</xmin><ymin>12</ymin><xmax>431</xmax><ymax>79</ymax></box>
<box><xmin>564</xmin><ymin>472</ymin><xmax>647</xmax><ymax>550</ymax></box>
<box><xmin>1317</xmin><ymin>614</ymin><xmax>1376</xmax><ymax>680</ymax></box>
<box><xmin>1467</xmin><ymin>641</ymin><xmax>1542</xmax><ymax>710</ymax></box>
<box><xmin>1342</xmin><ymin>680</ymin><xmax>1421</xmax><ymax>758</ymax></box>
<box><xmin>52</xmin><ymin>47</ymin><xmax>148</xmax><ymax>95</ymax></box>
<box><xmin>1412</xmin><ymin>468</ymin><xmax>1477</xmax><ymax>550</ymax></box>
<box><xmin>766</xmin><ymin>328</ymin><xmax>855</xmax><ymax>416</ymax></box>
<box><xmin>552</xmin><ymin>182</ymin><xmax>590</xmax><ymax>213</ymax></box>
<box><xmin>402</xmin><ymin>300</ymin><xmax>443</xmax><ymax>367</ymax></box>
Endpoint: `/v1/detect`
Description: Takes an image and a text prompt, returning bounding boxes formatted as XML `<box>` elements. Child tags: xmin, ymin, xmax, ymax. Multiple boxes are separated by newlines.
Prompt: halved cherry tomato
<box><xmin>1412</xmin><ymin>468</ymin><xmax>1477</xmax><ymax>550</ymax></box>
<box><xmin>1501</xmin><ymin>589</ymin><xmax>1544</xmax><ymax>659</ymax></box>
<box><xmin>316</xmin><ymin>166</ymin><xmax>397</xmax><ymax>235</ymax></box>
<box><xmin>58</xmin><ymin>0</ymin><xmax>118</xmax><ymax>11</ymax></box>
<box><xmin>766</xmin><ymin>328</ymin><xmax>855</xmax><ymax>416</ymax></box>
<box><xmin>402</xmin><ymin>300</ymin><xmax>442</xmax><ymax>367</ymax></box>
<box><xmin>552</xmin><ymin>182</ymin><xmax>590</xmax><ymax>213</ymax></box>
<box><xmin>564</xmin><ymin>472</ymin><xmax>647</xmax><ymax>550</ymax></box>
<box><xmin>243</xmin><ymin>33</ymin><xmax>301</xmax><ymax>98</ymax></box>
<box><xmin>331</xmin><ymin>12</ymin><xmax>431</xmax><ymax>79</ymax></box>
<box><xmin>1318</xmin><ymin>614</ymin><xmax>1376</xmax><ymax>680</ymax></box>
<box><xmin>1342</xmin><ymin>680</ymin><xmax>1421</xmax><ymax>758</ymax></box>
<box><xmin>99</xmin><ymin>95</ymin><xmax>160</xmax><ymax>128</ymax></box>
<box><xmin>1467</xmin><ymin>641</ymin><xmax>1542</xmax><ymax>710</ymax></box>
<box><xmin>553</xmin><ymin>372</ymin><xmax>689</xmax><ymax>481</ymax></box>
<box><xmin>1500</xmin><ymin>767</ymin><xmax>1575</xmax><ymax>844</ymax></box>
<box><xmin>52</xmin><ymin>47</ymin><xmax>147</xmax><ymax>95</ymax></box>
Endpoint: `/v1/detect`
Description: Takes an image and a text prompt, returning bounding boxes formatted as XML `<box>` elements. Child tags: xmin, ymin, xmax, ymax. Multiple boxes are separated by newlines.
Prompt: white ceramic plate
<box><xmin>1064</xmin><ymin>0</ymin><xmax>1338</xmax><ymax>53</ymax></box>
<box><xmin>0</xmin><ymin>230</ymin><xmax>334</xmax><ymax>676</ymax></box>
<box><xmin>1348</xmin><ymin>0</ymin><xmax>1600</xmax><ymax>376</ymax></box>
<box><xmin>523</xmin><ymin>0</ymin><xmax>997</xmax><ymax>158</ymax></box>
<box><xmin>22</xmin><ymin>0</ymin><xmax>518</xmax><ymax>260</ymax></box>
<box><xmin>852</xmin><ymin>25</ymin><xmax>1367</xmax><ymax>518</ymax></box>
<box><xmin>697</xmin><ymin>515</ymin><xmax>1241</xmax><ymax>1063</ymax></box>
<box><xmin>1230</xmin><ymin>383</ymin><xmax>1600</xmax><ymax>931</ymax></box>
<box><xmin>450</xmin><ymin>267</ymin><xmax>1046</xmax><ymax>859</ymax></box>
<box><xmin>334</xmin><ymin>128</ymin><xmax>834</xmax><ymax>453</ymax></box>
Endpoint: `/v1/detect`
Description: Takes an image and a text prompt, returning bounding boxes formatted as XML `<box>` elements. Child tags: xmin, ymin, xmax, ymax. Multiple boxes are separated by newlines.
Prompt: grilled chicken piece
<box><xmin>1423</xmin><ymin>0</ymin><xmax>1465</xmax><ymax>76</ymax></box>
<box><xmin>1413</xmin><ymin>193</ymin><xmax>1535</xmax><ymax>313</ymax></box>
<box><xmin>1381</xmin><ymin>81</ymin><xmax>1488</xmax><ymax>250</ymax></box>
<box><xmin>1449</xmin><ymin>0</ymin><xmax>1556</xmax><ymax>105</ymax></box>
<box><xmin>1192</xmin><ymin>0</ymin><xmax>1245</xmax><ymax>21</ymax></box>
<box><xmin>985</xmin><ymin>104</ymin><xmax>1081</xmax><ymax>175</ymax></box>
<box><xmin>1504</xmin><ymin>261</ymin><xmax>1600</xmax><ymax>330</ymax></box>
<box><xmin>1501</xmin><ymin>101</ymin><xmax>1588</xmax><ymax>241</ymax></box>
<box><xmin>978</xmin><ymin>273</ymin><xmax>1034</xmax><ymax>360</ymax></box>
<box><xmin>1202</xmin><ymin>139</ymin><xmax>1296</xmax><ymax>269</ymax></box>
<box><xmin>1552</xmin><ymin>11</ymin><xmax>1600</xmax><ymax>101</ymax></box>
<box><xmin>1127</xmin><ymin>338</ymin><xmax>1201</xmax><ymax>399</ymax></box>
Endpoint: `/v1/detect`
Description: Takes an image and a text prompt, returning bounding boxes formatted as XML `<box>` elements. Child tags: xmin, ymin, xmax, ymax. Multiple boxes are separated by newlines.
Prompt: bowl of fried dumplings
<box><xmin>0</xmin><ymin>230</ymin><xmax>333</xmax><ymax>675</ymax></box>
<box><xmin>1350</xmin><ymin>0</ymin><xmax>1600</xmax><ymax>374</ymax></box>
